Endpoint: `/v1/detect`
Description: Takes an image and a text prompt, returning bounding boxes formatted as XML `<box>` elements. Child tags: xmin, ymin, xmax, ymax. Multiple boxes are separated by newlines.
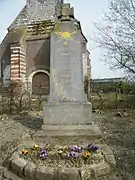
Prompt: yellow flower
<box><xmin>84</xmin><ymin>151</ymin><xmax>91</xmax><ymax>159</ymax></box>
<box><xmin>33</xmin><ymin>144</ymin><xmax>39</xmax><ymax>150</ymax></box>
<box><xmin>58</xmin><ymin>150</ymin><xmax>63</xmax><ymax>155</ymax></box>
<box><xmin>22</xmin><ymin>150</ymin><xmax>29</xmax><ymax>155</ymax></box>
<box><xmin>63</xmin><ymin>146</ymin><xmax>67</xmax><ymax>150</ymax></box>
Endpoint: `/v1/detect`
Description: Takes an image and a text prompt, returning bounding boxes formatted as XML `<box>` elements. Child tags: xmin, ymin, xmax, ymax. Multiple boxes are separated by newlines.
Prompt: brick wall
<box><xmin>10</xmin><ymin>43</ymin><xmax>26</xmax><ymax>81</ymax></box>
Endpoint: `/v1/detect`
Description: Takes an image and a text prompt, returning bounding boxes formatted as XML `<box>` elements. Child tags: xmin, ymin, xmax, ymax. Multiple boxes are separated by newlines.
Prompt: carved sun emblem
<box><xmin>55</xmin><ymin>31</ymin><xmax>77</xmax><ymax>40</ymax></box>
<box><xmin>54</xmin><ymin>22</ymin><xmax>79</xmax><ymax>45</ymax></box>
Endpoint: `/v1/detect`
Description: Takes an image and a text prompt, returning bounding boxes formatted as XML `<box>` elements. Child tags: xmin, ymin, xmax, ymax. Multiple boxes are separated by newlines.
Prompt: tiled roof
<box><xmin>8</xmin><ymin>0</ymin><xmax>63</xmax><ymax>30</ymax></box>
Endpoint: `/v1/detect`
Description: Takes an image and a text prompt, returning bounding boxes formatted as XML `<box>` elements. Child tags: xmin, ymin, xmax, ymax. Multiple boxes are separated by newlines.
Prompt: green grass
<box><xmin>91</xmin><ymin>92</ymin><xmax>135</xmax><ymax>110</ymax></box>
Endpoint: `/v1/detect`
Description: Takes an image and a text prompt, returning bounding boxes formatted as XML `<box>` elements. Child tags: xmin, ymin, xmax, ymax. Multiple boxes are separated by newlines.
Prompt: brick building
<box><xmin>0</xmin><ymin>0</ymin><xmax>91</xmax><ymax>95</ymax></box>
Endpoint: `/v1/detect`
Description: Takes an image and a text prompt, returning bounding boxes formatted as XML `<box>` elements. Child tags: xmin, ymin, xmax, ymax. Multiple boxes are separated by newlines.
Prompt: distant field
<box><xmin>91</xmin><ymin>92</ymin><xmax>135</xmax><ymax>109</ymax></box>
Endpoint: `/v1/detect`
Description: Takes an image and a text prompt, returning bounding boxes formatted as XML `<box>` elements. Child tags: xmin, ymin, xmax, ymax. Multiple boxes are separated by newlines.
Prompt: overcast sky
<box><xmin>0</xmin><ymin>0</ymin><xmax>124</xmax><ymax>78</ymax></box>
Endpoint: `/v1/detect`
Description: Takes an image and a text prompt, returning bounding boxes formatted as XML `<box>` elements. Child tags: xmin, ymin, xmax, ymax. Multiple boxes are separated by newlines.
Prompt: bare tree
<box><xmin>94</xmin><ymin>0</ymin><xmax>135</xmax><ymax>76</ymax></box>
<box><xmin>8</xmin><ymin>81</ymin><xmax>32</xmax><ymax>113</ymax></box>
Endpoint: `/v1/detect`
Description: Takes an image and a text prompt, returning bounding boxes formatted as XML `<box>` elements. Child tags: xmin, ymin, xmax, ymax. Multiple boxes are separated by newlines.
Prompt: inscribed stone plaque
<box><xmin>49</xmin><ymin>20</ymin><xmax>86</xmax><ymax>102</ymax></box>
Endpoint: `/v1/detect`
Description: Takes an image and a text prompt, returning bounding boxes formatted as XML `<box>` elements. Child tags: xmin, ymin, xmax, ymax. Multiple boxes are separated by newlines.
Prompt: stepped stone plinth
<box><xmin>42</xmin><ymin>6</ymin><xmax>100</xmax><ymax>138</ymax></box>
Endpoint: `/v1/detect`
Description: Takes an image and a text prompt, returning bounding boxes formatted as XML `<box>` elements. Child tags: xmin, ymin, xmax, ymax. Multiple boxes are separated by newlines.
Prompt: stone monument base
<box><xmin>42</xmin><ymin>102</ymin><xmax>101</xmax><ymax>138</ymax></box>
<box><xmin>43</xmin><ymin>102</ymin><xmax>92</xmax><ymax>125</ymax></box>
<box><xmin>41</xmin><ymin>124</ymin><xmax>101</xmax><ymax>138</ymax></box>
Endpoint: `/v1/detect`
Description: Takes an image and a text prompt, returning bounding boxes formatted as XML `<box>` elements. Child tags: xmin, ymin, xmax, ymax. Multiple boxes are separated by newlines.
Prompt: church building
<box><xmin>0</xmin><ymin>0</ymin><xmax>91</xmax><ymax>95</ymax></box>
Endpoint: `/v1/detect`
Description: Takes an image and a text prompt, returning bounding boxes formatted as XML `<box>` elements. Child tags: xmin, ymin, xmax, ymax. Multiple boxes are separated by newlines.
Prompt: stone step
<box><xmin>3</xmin><ymin>168</ymin><xmax>23</xmax><ymax>180</ymax></box>
<box><xmin>34</xmin><ymin>124</ymin><xmax>102</xmax><ymax>139</ymax></box>
<box><xmin>3</xmin><ymin>168</ymin><xmax>122</xmax><ymax>180</ymax></box>
<box><xmin>42</xmin><ymin>125</ymin><xmax>96</xmax><ymax>130</ymax></box>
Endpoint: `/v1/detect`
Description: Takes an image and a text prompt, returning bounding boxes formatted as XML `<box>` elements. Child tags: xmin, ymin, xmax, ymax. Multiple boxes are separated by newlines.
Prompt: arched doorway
<box><xmin>32</xmin><ymin>72</ymin><xmax>50</xmax><ymax>95</ymax></box>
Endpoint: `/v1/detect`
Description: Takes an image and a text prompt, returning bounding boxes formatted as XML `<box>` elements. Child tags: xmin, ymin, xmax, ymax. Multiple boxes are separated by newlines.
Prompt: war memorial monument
<box><xmin>0</xmin><ymin>0</ymin><xmax>118</xmax><ymax>179</ymax></box>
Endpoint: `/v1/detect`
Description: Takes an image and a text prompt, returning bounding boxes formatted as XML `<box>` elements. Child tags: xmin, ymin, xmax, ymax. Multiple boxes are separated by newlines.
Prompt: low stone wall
<box><xmin>7</xmin><ymin>144</ymin><xmax>116</xmax><ymax>180</ymax></box>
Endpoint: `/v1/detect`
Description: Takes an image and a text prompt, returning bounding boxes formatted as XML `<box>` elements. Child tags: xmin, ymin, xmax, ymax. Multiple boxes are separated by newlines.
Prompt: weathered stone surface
<box><xmin>43</xmin><ymin>102</ymin><xmax>92</xmax><ymax>125</ymax></box>
<box><xmin>24</xmin><ymin>162</ymin><xmax>36</xmax><ymax>178</ymax></box>
<box><xmin>90</xmin><ymin>162</ymin><xmax>111</xmax><ymax>178</ymax></box>
<box><xmin>104</xmin><ymin>154</ymin><xmax>116</xmax><ymax>168</ymax></box>
<box><xmin>95</xmin><ymin>172</ymin><xmax>122</xmax><ymax>180</ymax></box>
<box><xmin>55</xmin><ymin>3</ymin><xmax>61</xmax><ymax>17</ymax></box>
<box><xmin>56</xmin><ymin>3</ymin><xmax>75</xmax><ymax>18</ymax></box>
<box><xmin>8</xmin><ymin>151</ymin><xmax>20</xmax><ymax>167</ymax></box>
<box><xmin>61</xmin><ymin>4</ymin><xmax>71</xmax><ymax>19</ymax></box>
<box><xmin>50</xmin><ymin>19</ymin><xmax>86</xmax><ymax>102</ymax></box>
<box><xmin>4</xmin><ymin>168</ymin><xmax>23</xmax><ymax>180</ymax></box>
<box><xmin>35</xmin><ymin>166</ymin><xmax>55</xmax><ymax>180</ymax></box>
<box><xmin>100</xmin><ymin>145</ymin><xmax>116</xmax><ymax>167</ymax></box>
<box><xmin>100</xmin><ymin>145</ymin><xmax>114</xmax><ymax>155</ymax></box>
<box><xmin>11</xmin><ymin>158</ymin><xmax>27</xmax><ymax>176</ymax></box>
<box><xmin>41</xmin><ymin>124</ymin><xmax>101</xmax><ymax>138</ymax></box>
<box><xmin>43</xmin><ymin>15</ymin><xmax>90</xmax><ymax>127</ymax></box>
<box><xmin>58</xmin><ymin>168</ymin><xmax>81</xmax><ymax>180</ymax></box>
<box><xmin>70</xmin><ymin>7</ymin><xmax>74</xmax><ymax>16</ymax></box>
<box><xmin>81</xmin><ymin>167</ymin><xmax>92</xmax><ymax>180</ymax></box>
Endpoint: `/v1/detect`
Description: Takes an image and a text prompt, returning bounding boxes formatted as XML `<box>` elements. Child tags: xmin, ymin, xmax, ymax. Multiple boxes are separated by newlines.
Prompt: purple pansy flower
<box><xmin>70</xmin><ymin>151</ymin><xmax>78</xmax><ymax>158</ymax></box>
<box><xmin>40</xmin><ymin>149</ymin><xmax>47</xmax><ymax>157</ymax></box>
<box><xmin>93</xmin><ymin>146</ymin><xmax>99</xmax><ymax>151</ymax></box>
<box><xmin>72</xmin><ymin>145</ymin><xmax>78</xmax><ymax>151</ymax></box>
<box><xmin>88</xmin><ymin>143</ymin><xmax>93</xmax><ymax>149</ymax></box>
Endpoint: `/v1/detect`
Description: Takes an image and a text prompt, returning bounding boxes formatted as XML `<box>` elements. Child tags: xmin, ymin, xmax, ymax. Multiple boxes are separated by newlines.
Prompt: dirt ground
<box><xmin>0</xmin><ymin>109</ymin><xmax>134</xmax><ymax>179</ymax></box>
<box><xmin>93</xmin><ymin>109</ymin><xmax>135</xmax><ymax>180</ymax></box>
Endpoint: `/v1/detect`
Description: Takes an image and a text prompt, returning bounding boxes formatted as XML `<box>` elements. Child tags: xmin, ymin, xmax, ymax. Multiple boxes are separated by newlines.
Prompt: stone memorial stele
<box><xmin>42</xmin><ymin>4</ymin><xmax>100</xmax><ymax>137</ymax></box>
<box><xmin>42</xmin><ymin>3</ymin><xmax>93</xmax><ymax>127</ymax></box>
